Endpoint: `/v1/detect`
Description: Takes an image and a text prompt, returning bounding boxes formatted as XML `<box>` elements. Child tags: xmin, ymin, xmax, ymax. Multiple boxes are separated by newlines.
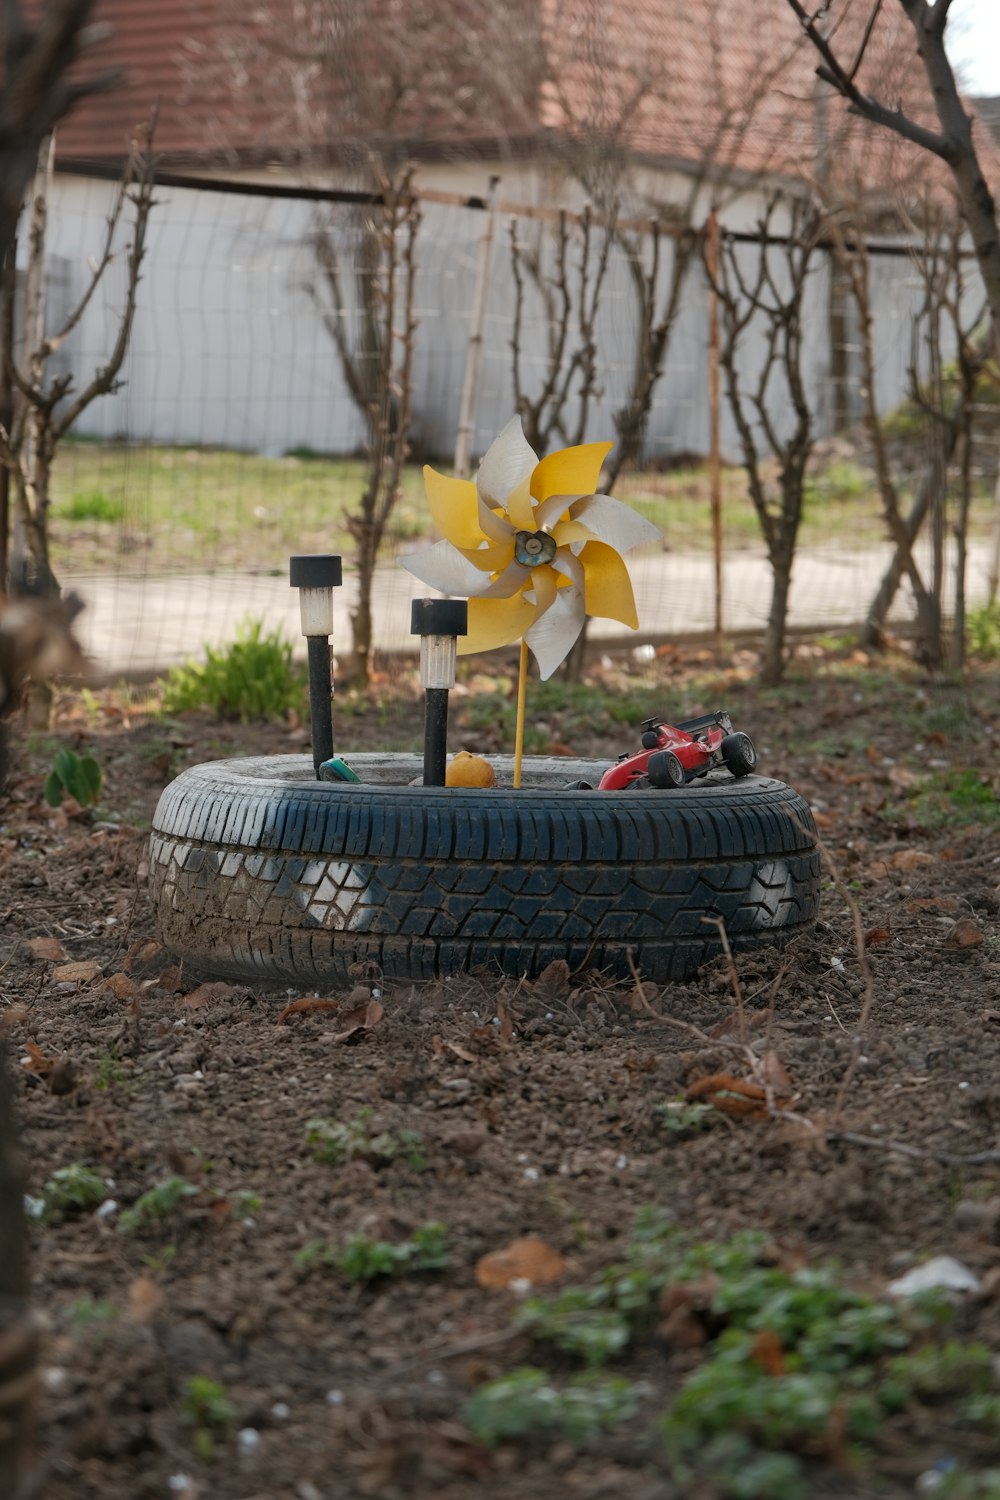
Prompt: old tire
<box><xmin>149</xmin><ymin>753</ymin><xmax>819</xmax><ymax>987</ymax></box>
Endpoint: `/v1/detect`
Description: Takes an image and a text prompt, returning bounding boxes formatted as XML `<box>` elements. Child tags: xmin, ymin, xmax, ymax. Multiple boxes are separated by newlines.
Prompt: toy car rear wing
<box><xmin>643</xmin><ymin>710</ymin><xmax>734</xmax><ymax>739</ymax></box>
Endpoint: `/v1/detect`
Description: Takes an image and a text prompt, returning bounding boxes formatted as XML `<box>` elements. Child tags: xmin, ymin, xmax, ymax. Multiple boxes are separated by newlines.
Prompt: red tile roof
<box><xmin>45</xmin><ymin>0</ymin><xmax>997</xmax><ymax>206</ymax></box>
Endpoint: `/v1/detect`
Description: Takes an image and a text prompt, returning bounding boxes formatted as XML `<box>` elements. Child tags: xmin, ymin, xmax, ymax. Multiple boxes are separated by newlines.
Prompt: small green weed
<box><xmin>229</xmin><ymin>1190</ymin><xmax>261</xmax><ymax>1221</ymax></box>
<box><xmin>160</xmin><ymin>618</ymin><xmax>308</xmax><ymax>722</ymax></box>
<box><xmin>296</xmin><ymin>1221</ymin><xmax>448</xmax><ymax>1281</ymax></box>
<box><xmin>43</xmin><ymin>747</ymin><xmax>102</xmax><ymax>809</ymax></box>
<box><xmin>464</xmin><ymin>1367</ymin><xmax>638</xmax><ymax>1448</ymax></box>
<box><xmin>61</xmin><ymin>488</ymin><xmax>126</xmax><ymax>523</ymax></box>
<box><xmin>39</xmin><ymin>1163</ymin><xmax>106</xmax><ymax>1221</ymax></box>
<box><xmin>118</xmin><ymin>1175</ymin><xmax>200</xmax><ymax>1234</ymax></box>
<box><xmin>95</xmin><ymin>1048</ymin><xmax>126</xmax><ymax>1091</ymax></box>
<box><xmin>68</xmin><ymin>1296</ymin><xmax>119</xmax><ymax>1329</ymax></box>
<box><xmin>305</xmin><ymin>1108</ymin><xmax>426</xmax><ymax>1170</ymax></box>
<box><xmin>179</xmin><ymin>1374</ymin><xmax>236</xmax><ymax>1462</ymax></box>
<box><xmin>655</xmin><ymin>1097</ymin><xmax>717</xmax><ymax>1136</ymax></box>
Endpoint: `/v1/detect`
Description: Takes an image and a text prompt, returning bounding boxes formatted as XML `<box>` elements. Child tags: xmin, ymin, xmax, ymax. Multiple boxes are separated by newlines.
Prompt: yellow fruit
<box><xmin>445</xmin><ymin>751</ymin><xmax>496</xmax><ymax>788</ymax></box>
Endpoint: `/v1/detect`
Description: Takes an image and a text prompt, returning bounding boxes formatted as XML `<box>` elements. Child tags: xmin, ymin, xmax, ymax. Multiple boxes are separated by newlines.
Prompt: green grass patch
<box><xmin>49</xmin><ymin>441</ymin><xmax>999</xmax><ymax>578</ymax></box>
<box><xmin>59</xmin><ymin>488</ymin><xmax>126</xmax><ymax>523</ymax></box>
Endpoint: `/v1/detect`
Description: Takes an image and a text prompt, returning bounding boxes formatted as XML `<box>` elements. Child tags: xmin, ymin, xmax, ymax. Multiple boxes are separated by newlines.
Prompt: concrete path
<box><xmin>65</xmin><ymin>540</ymin><xmax>995</xmax><ymax>679</ymax></box>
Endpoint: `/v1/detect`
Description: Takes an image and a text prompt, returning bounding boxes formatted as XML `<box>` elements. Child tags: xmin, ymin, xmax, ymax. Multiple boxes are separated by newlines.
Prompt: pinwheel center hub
<box><xmin>514</xmin><ymin>529</ymin><xmax>557</xmax><ymax>568</ymax></box>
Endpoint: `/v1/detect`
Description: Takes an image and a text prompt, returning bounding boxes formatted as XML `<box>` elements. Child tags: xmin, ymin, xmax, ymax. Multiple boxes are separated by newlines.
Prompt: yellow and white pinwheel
<box><xmin>400</xmin><ymin>417</ymin><xmax>660</xmax><ymax>679</ymax></box>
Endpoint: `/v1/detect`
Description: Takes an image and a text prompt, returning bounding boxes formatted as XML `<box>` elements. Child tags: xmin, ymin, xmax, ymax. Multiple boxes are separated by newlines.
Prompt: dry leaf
<box><xmin>686</xmin><ymin>1073</ymin><xmax>783</xmax><ymax>1120</ymax></box>
<box><xmin>495</xmin><ymin>999</ymin><xmax>514</xmax><ymax>1043</ymax></box>
<box><xmin>863</xmin><ymin>926</ymin><xmax>892</xmax><ymax>948</ymax></box>
<box><xmin>943</xmin><ymin>918</ymin><xmax>984</xmax><ymax>950</ymax></box>
<box><xmin>276</xmin><ymin>997</ymin><xmax>340</xmax><ymax>1025</ymax></box>
<box><xmin>105</xmin><ymin>972</ymin><xmax>142</xmax><ymax>1001</ymax></box>
<box><xmin>442</xmin><ymin>1040</ymin><xmax>479</xmax><ymax>1064</ymax></box>
<box><xmin>905</xmin><ymin>897</ymin><xmax>961</xmax><ymax>914</ymax></box>
<box><xmin>866</xmin><ymin>861</ymin><xmax>890</xmax><ymax>882</ymax></box>
<box><xmin>475</xmin><ymin>1236</ymin><xmax>568</xmax><ymax>1290</ymax></box>
<box><xmin>887</xmin><ymin>765</ymin><xmax>920</xmax><ymax>789</ymax></box>
<box><xmin>52</xmin><ymin>960</ymin><xmax>102</xmax><ymax>985</ymax></box>
<box><xmin>25</xmin><ymin>936</ymin><xmax>67</xmax><ymax>962</ymax></box>
<box><xmin>757</xmin><ymin>1050</ymin><xmax>793</xmax><ymax>1095</ymax></box>
<box><xmin>531</xmin><ymin>959</ymin><xmax>571</xmax><ymax>1001</ymax></box>
<box><xmin>127</xmin><ymin>1276</ymin><xmax>162</xmax><ymax>1324</ymax></box>
<box><xmin>157</xmin><ymin>966</ymin><xmax>183</xmax><ymax>993</ymax></box>
<box><xmin>750</xmin><ymin>1328</ymin><xmax>786</xmax><ymax>1376</ymax></box>
<box><xmin>709</xmin><ymin>1008</ymin><xmax>769</xmax><ymax>1040</ymax></box>
<box><xmin>887</xmin><ymin>848</ymin><xmax>934</xmax><ymax>871</ymax></box>
<box><xmin>812</xmin><ymin>810</ymin><xmax>834</xmax><ymax>830</ymax></box>
<box><xmin>182</xmin><ymin>981</ymin><xmax>242</xmax><ymax>1008</ymax></box>
<box><xmin>331</xmin><ymin>999</ymin><xmax>385</xmax><ymax>1044</ymax></box>
<box><xmin>21</xmin><ymin>1040</ymin><xmax>54</xmax><ymax>1076</ymax></box>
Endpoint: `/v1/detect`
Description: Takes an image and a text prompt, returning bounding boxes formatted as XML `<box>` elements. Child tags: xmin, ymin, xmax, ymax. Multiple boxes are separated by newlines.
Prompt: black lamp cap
<box><xmin>289</xmin><ymin>554</ymin><xmax>343</xmax><ymax>589</ymax></box>
<box><xmin>410</xmin><ymin>597</ymin><xmax>468</xmax><ymax>637</ymax></box>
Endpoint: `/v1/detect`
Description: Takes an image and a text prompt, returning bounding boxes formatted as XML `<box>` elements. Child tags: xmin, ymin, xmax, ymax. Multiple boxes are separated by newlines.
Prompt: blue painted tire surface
<box><xmin>149</xmin><ymin>754</ymin><xmax>819</xmax><ymax>986</ymax></box>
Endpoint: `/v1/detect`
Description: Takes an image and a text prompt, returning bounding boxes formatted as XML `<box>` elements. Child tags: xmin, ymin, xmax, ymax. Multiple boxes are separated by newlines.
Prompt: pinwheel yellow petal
<box><xmin>525</xmin><ymin>564</ymin><xmax>558</xmax><ymax>616</ymax></box>
<box><xmin>505</xmin><ymin>474</ymin><xmax>537</xmax><ymax>532</ymax></box>
<box><xmin>579</xmin><ymin>540</ymin><xmax>640</xmax><ymax>628</ymax></box>
<box><xmin>551</xmin><ymin>518</ymin><xmax>597</xmax><ymax>548</ymax></box>
<box><xmin>531</xmin><ymin>441</ymin><xmax>613</xmax><ymax>503</ymax></box>
<box><xmin>476</xmin><ymin>417</ymin><xmax>538</xmax><ymax>508</ymax></box>
<box><xmin>458</xmin><ymin>539</ymin><xmax>515</xmax><ymax>573</ymax></box>
<box><xmin>459</xmin><ymin>591</ymin><xmax>538</xmax><ymax>655</ymax></box>
<box><xmin>423</xmin><ymin>467</ymin><xmax>486</xmax><ymax>550</ymax></box>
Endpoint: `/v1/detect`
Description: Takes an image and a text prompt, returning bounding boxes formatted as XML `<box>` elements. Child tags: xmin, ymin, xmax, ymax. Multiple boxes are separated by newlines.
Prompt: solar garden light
<box><xmin>289</xmin><ymin>553</ymin><xmax>344</xmax><ymax>778</ymax></box>
<box><xmin>411</xmin><ymin>597</ymin><xmax>468</xmax><ymax>787</ymax></box>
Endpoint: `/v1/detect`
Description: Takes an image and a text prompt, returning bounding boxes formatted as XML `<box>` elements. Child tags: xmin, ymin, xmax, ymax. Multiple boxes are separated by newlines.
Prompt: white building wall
<box><xmin>39</xmin><ymin>168</ymin><xmax>971</xmax><ymax>466</ymax></box>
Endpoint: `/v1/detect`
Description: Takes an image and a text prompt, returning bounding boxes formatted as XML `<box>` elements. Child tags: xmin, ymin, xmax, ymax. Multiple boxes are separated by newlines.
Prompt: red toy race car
<box><xmin>598</xmin><ymin>711</ymin><xmax>757</xmax><ymax>791</ymax></box>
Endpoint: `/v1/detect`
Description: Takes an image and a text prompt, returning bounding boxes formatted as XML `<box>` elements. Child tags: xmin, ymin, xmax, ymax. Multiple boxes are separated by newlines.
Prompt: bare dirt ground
<box><xmin>2</xmin><ymin>643</ymin><xmax>999</xmax><ymax>1500</ymax></box>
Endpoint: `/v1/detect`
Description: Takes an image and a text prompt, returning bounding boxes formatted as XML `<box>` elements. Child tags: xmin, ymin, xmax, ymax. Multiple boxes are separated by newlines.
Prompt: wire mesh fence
<box><xmin>24</xmin><ymin>169</ymin><xmax>999</xmax><ymax>678</ymax></box>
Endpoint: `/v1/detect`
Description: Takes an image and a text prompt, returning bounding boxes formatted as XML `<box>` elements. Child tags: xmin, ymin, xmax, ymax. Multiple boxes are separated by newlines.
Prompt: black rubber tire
<box><xmin>722</xmin><ymin>732</ymin><xmax>757</xmax><ymax>778</ymax></box>
<box><xmin>149</xmin><ymin>753</ymin><xmax>819</xmax><ymax>987</ymax></box>
<box><xmin>647</xmin><ymin>749</ymin><xmax>686</xmax><ymax>789</ymax></box>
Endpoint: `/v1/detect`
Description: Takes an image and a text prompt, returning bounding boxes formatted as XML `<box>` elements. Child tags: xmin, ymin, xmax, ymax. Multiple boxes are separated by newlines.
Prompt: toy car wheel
<box><xmin>647</xmin><ymin>749</ymin><xmax>686</xmax><ymax>789</ymax></box>
<box><xmin>722</xmin><ymin>732</ymin><xmax>757</xmax><ymax>778</ymax></box>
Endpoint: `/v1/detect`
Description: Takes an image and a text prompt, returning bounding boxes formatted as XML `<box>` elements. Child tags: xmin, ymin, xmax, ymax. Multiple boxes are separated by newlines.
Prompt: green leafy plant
<box><xmin>305</xmin><ymin>1108</ymin><xmax>425</xmax><ymax>1170</ymax></box>
<box><xmin>464</xmin><ymin>1367</ymin><xmax>638</xmax><ymax>1448</ymax></box>
<box><xmin>179</xmin><ymin>1374</ymin><xmax>236</xmax><ymax>1461</ymax></box>
<box><xmin>118</xmin><ymin>1175</ymin><xmax>200</xmax><ymax>1234</ymax></box>
<box><xmin>297</xmin><ymin>1222</ymin><xmax>448</xmax><ymax>1282</ymax></box>
<box><xmin>39</xmin><ymin>1162</ymin><xmax>106</xmax><ymax>1221</ymax></box>
<box><xmin>160</xmin><ymin>618</ymin><xmax>307</xmax><ymax>721</ymax></box>
<box><xmin>43</xmin><ymin>747</ymin><xmax>102</xmax><ymax>809</ymax></box>
<box><xmin>514</xmin><ymin>1288</ymin><xmax>631</xmax><ymax>1368</ymax></box>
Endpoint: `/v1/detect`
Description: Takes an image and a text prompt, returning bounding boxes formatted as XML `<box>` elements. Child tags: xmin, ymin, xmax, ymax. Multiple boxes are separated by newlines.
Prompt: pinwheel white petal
<box><xmin>476</xmin><ymin>416</ymin><xmax>538</xmax><ymax>509</ymax></box>
<box><xmin>566</xmin><ymin>494</ymin><xmax>661</xmax><ymax>552</ymax></box>
<box><xmin>525</xmin><ymin>586</ymin><xmax>586</xmax><ymax>681</ymax></box>
<box><xmin>399</xmin><ymin>540</ymin><xmax>499</xmax><ymax>598</ymax></box>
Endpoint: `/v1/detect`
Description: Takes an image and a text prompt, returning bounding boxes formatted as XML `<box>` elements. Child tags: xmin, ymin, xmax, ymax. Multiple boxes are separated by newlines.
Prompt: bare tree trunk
<box><xmin>761</xmin><ymin>545</ymin><xmax>794</xmax><ymax>686</ymax></box>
